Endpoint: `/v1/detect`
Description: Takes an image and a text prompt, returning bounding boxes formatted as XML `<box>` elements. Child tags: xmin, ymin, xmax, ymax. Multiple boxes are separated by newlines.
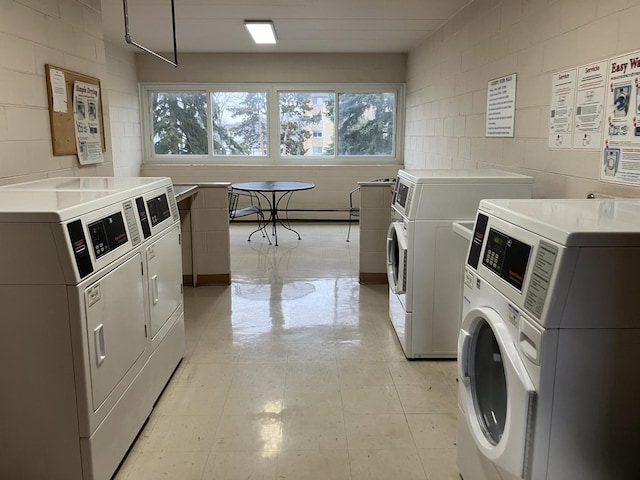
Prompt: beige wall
<box><xmin>0</xmin><ymin>1</ymin><xmax>143</xmax><ymax>185</ymax></box>
<box><xmin>105</xmin><ymin>41</ymin><xmax>143</xmax><ymax>177</ymax></box>
<box><xmin>0</xmin><ymin>0</ymin><xmax>112</xmax><ymax>184</ymax></box>
<box><xmin>405</xmin><ymin>0</ymin><xmax>640</xmax><ymax>199</ymax></box>
<box><xmin>141</xmin><ymin>164</ymin><xmax>400</xmax><ymax>220</ymax></box>
<box><xmin>137</xmin><ymin>52</ymin><xmax>407</xmax><ymax>83</ymax></box>
<box><xmin>137</xmin><ymin>52</ymin><xmax>407</xmax><ymax>217</ymax></box>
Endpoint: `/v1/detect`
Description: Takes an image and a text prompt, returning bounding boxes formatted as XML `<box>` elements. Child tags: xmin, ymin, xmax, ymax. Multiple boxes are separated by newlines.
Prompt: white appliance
<box><xmin>386</xmin><ymin>169</ymin><xmax>533</xmax><ymax>359</ymax></box>
<box><xmin>457</xmin><ymin>198</ymin><xmax>640</xmax><ymax>480</ymax></box>
<box><xmin>0</xmin><ymin>177</ymin><xmax>184</xmax><ymax>480</ymax></box>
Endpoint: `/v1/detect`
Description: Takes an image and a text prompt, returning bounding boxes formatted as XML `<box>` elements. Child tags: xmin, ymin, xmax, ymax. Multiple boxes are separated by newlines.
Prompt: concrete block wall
<box><xmin>0</xmin><ymin>1</ymin><xmax>142</xmax><ymax>184</ymax></box>
<box><xmin>141</xmin><ymin>164</ymin><xmax>401</xmax><ymax>221</ymax></box>
<box><xmin>404</xmin><ymin>0</ymin><xmax>640</xmax><ymax>199</ymax></box>
<box><xmin>0</xmin><ymin>0</ymin><xmax>112</xmax><ymax>184</ymax></box>
<box><xmin>105</xmin><ymin>41</ymin><xmax>142</xmax><ymax>178</ymax></box>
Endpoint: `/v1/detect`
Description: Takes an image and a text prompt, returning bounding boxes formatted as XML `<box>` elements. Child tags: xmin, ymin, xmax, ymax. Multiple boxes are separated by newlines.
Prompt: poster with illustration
<box><xmin>602</xmin><ymin>50</ymin><xmax>640</xmax><ymax>184</ymax></box>
<box><xmin>73</xmin><ymin>81</ymin><xmax>104</xmax><ymax>165</ymax></box>
<box><xmin>549</xmin><ymin>69</ymin><xmax>576</xmax><ymax>149</ymax></box>
<box><xmin>573</xmin><ymin>60</ymin><xmax>607</xmax><ymax>150</ymax></box>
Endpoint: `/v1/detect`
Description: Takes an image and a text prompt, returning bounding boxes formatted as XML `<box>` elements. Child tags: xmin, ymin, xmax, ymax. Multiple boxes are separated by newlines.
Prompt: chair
<box><xmin>346</xmin><ymin>186</ymin><xmax>360</xmax><ymax>242</ymax></box>
<box><xmin>228</xmin><ymin>188</ymin><xmax>270</xmax><ymax>243</ymax></box>
<box><xmin>346</xmin><ymin>178</ymin><xmax>396</xmax><ymax>242</ymax></box>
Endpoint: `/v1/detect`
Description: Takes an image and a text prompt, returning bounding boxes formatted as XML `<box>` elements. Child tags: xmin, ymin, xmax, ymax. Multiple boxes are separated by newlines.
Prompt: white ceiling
<box><xmin>101</xmin><ymin>0</ymin><xmax>472</xmax><ymax>54</ymax></box>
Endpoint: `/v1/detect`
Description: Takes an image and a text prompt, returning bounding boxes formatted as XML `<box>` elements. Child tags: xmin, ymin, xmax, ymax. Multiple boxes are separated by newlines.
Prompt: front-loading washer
<box><xmin>386</xmin><ymin>169</ymin><xmax>533</xmax><ymax>358</ymax></box>
<box><xmin>457</xmin><ymin>198</ymin><xmax>640</xmax><ymax>480</ymax></box>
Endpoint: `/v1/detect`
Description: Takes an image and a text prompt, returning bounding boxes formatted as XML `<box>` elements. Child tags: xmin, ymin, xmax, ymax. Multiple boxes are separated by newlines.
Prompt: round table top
<box><xmin>232</xmin><ymin>181</ymin><xmax>315</xmax><ymax>192</ymax></box>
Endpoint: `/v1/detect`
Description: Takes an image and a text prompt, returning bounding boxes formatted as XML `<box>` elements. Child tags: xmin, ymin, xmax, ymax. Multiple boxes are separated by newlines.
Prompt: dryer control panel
<box><xmin>467</xmin><ymin>212</ymin><xmax>532</xmax><ymax>292</ymax></box>
<box><xmin>482</xmin><ymin>228</ymin><xmax>531</xmax><ymax>291</ymax></box>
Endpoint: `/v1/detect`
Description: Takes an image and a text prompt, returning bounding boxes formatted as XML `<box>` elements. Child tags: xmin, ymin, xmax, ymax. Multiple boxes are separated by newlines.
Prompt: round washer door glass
<box><xmin>470</xmin><ymin>319</ymin><xmax>507</xmax><ymax>445</ymax></box>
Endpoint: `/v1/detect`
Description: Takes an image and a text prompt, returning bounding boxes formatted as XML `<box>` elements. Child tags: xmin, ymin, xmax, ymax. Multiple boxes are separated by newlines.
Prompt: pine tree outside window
<box><xmin>141</xmin><ymin>84</ymin><xmax>403</xmax><ymax>165</ymax></box>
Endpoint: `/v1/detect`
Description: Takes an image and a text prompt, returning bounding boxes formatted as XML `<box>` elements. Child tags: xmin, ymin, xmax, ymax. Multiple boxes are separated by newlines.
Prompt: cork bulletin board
<box><xmin>45</xmin><ymin>64</ymin><xmax>106</xmax><ymax>156</ymax></box>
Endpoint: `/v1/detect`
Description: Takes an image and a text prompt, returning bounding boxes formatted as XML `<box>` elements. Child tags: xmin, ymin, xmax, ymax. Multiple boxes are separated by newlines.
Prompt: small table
<box><xmin>231</xmin><ymin>181</ymin><xmax>315</xmax><ymax>246</ymax></box>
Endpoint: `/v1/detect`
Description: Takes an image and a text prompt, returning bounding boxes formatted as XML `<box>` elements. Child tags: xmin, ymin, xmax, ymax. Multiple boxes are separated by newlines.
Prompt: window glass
<box><xmin>279</xmin><ymin>92</ymin><xmax>334</xmax><ymax>156</ymax></box>
<box><xmin>210</xmin><ymin>91</ymin><xmax>268</xmax><ymax>156</ymax></box>
<box><xmin>151</xmin><ymin>91</ymin><xmax>208</xmax><ymax>155</ymax></box>
<box><xmin>337</xmin><ymin>92</ymin><xmax>395</xmax><ymax>156</ymax></box>
<box><xmin>471</xmin><ymin>320</ymin><xmax>507</xmax><ymax>445</ymax></box>
<box><xmin>142</xmin><ymin>84</ymin><xmax>403</xmax><ymax>165</ymax></box>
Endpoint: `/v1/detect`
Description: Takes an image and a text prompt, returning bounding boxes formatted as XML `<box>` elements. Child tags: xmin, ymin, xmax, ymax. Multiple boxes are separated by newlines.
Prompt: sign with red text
<box><xmin>574</xmin><ymin>61</ymin><xmax>607</xmax><ymax>150</ymax></box>
<box><xmin>549</xmin><ymin>69</ymin><xmax>576</xmax><ymax>149</ymax></box>
<box><xmin>73</xmin><ymin>81</ymin><xmax>104</xmax><ymax>165</ymax></box>
<box><xmin>602</xmin><ymin>50</ymin><xmax>640</xmax><ymax>184</ymax></box>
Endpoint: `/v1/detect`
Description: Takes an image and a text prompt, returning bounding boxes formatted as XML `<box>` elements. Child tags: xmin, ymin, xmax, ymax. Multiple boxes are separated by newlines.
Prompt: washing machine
<box><xmin>457</xmin><ymin>198</ymin><xmax>640</xmax><ymax>480</ymax></box>
<box><xmin>0</xmin><ymin>177</ymin><xmax>184</xmax><ymax>480</ymax></box>
<box><xmin>386</xmin><ymin>169</ymin><xmax>533</xmax><ymax>358</ymax></box>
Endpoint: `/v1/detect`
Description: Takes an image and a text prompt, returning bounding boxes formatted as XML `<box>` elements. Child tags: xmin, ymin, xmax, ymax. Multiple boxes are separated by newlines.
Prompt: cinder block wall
<box><xmin>404</xmin><ymin>0</ymin><xmax>640</xmax><ymax>199</ymax></box>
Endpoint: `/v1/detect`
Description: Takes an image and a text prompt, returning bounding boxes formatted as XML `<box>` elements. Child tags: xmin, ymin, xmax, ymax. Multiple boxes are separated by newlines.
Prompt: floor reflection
<box><xmin>114</xmin><ymin>223</ymin><xmax>460</xmax><ymax>480</ymax></box>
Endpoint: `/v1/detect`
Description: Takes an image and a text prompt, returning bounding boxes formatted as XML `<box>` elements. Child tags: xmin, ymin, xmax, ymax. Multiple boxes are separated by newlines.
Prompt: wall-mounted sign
<box><xmin>549</xmin><ymin>69</ymin><xmax>577</xmax><ymax>149</ymax></box>
<box><xmin>486</xmin><ymin>73</ymin><xmax>517</xmax><ymax>137</ymax></box>
<box><xmin>602</xmin><ymin>49</ymin><xmax>640</xmax><ymax>185</ymax></box>
<box><xmin>73</xmin><ymin>81</ymin><xmax>104</xmax><ymax>165</ymax></box>
<box><xmin>574</xmin><ymin>61</ymin><xmax>607</xmax><ymax>150</ymax></box>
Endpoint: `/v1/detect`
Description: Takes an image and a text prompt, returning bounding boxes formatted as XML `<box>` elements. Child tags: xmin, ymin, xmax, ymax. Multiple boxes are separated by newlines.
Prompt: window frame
<box><xmin>140</xmin><ymin>82</ymin><xmax>405</xmax><ymax>166</ymax></box>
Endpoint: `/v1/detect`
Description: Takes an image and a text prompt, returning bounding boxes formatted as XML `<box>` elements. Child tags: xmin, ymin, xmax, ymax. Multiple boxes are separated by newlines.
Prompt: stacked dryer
<box><xmin>386</xmin><ymin>169</ymin><xmax>533</xmax><ymax>359</ymax></box>
<box><xmin>0</xmin><ymin>177</ymin><xmax>184</xmax><ymax>480</ymax></box>
<box><xmin>457</xmin><ymin>198</ymin><xmax>640</xmax><ymax>479</ymax></box>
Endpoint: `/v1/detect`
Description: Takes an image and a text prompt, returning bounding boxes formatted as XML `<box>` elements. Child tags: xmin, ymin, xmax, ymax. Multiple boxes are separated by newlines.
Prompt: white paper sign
<box><xmin>486</xmin><ymin>74</ymin><xmax>517</xmax><ymax>137</ymax></box>
<box><xmin>574</xmin><ymin>61</ymin><xmax>607</xmax><ymax>150</ymax></box>
<box><xmin>549</xmin><ymin>69</ymin><xmax>576</xmax><ymax>149</ymax></box>
<box><xmin>49</xmin><ymin>68</ymin><xmax>67</xmax><ymax>113</ymax></box>
<box><xmin>73</xmin><ymin>81</ymin><xmax>104</xmax><ymax>165</ymax></box>
<box><xmin>602</xmin><ymin>49</ymin><xmax>640</xmax><ymax>185</ymax></box>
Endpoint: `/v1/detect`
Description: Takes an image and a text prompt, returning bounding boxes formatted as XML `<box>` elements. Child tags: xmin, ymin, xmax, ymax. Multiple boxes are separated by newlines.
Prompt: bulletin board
<box><xmin>45</xmin><ymin>64</ymin><xmax>106</xmax><ymax>156</ymax></box>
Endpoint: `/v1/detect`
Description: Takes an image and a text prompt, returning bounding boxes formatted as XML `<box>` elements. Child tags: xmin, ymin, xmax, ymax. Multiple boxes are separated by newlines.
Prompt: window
<box><xmin>151</xmin><ymin>91</ymin><xmax>207</xmax><ymax>155</ymax></box>
<box><xmin>279</xmin><ymin>92</ymin><xmax>333</xmax><ymax>156</ymax></box>
<box><xmin>141</xmin><ymin>83</ymin><xmax>403</xmax><ymax>165</ymax></box>
<box><xmin>210</xmin><ymin>91</ymin><xmax>267</xmax><ymax>156</ymax></box>
<box><xmin>338</xmin><ymin>92</ymin><xmax>395</xmax><ymax>156</ymax></box>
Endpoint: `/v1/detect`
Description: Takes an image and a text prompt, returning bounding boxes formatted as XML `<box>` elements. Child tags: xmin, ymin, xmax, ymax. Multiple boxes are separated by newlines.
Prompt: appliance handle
<box><xmin>151</xmin><ymin>274</ymin><xmax>159</xmax><ymax>305</ymax></box>
<box><xmin>386</xmin><ymin>222</ymin><xmax>395</xmax><ymax>266</ymax></box>
<box><xmin>94</xmin><ymin>323</ymin><xmax>106</xmax><ymax>366</ymax></box>
<box><xmin>457</xmin><ymin>329</ymin><xmax>472</xmax><ymax>381</ymax></box>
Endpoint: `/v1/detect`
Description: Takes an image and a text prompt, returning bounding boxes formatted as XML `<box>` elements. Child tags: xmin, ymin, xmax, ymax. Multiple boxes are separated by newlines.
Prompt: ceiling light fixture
<box><xmin>244</xmin><ymin>20</ymin><xmax>277</xmax><ymax>44</ymax></box>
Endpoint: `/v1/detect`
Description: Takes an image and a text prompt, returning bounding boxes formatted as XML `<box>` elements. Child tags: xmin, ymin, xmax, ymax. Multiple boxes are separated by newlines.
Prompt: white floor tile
<box><xmin>115</xmin><ymin>223</ymin><xmax>460</xmax><ymax>480</ymax></box>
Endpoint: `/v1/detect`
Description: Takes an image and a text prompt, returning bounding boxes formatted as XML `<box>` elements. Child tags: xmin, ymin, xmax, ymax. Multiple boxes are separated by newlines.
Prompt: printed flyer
<box><xmin>73</xmin><ymin>81</ymin><xmax>104</xmax><ymax>165</ymax></box>
<box><xmin>549</xmin><ymin>69</ymin><xmax>576</xmax><ymax>149</ymax></box>
<box><xmin>486</xmin><ymin>74</ymin><xmax>517</xmax><ymax>137</ymax></box>
<box><xmin>602</xmin><ymin>49</ymin><xmax>640</xmax><ymax>184</ymax></box>
<box><xmin>574</xmin><ymin>60</ymin><xmax>607</xmax><ymax>150</ymax></box>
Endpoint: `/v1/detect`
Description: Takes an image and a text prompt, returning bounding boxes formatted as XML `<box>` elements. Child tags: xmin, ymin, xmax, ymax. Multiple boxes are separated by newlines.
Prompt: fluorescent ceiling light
<box><xmin>244</xmin><ymin>21</ymin><xmax>277</xmax><ymax>44</ymax></box>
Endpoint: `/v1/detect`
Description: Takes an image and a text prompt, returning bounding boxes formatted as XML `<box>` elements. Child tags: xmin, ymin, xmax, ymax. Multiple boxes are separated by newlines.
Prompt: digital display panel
<box><xmin>88</xmin><ymin>212</ymin><xmax>128</xmax><ymax>259</ymax></box>
<box><xmin>146</xmin><ymin>193</ymin><xmax>171</xmax><ymax>227</ymax></box>
<box><xmin>482</xmin><ymin>228</ymin><xmax>531</xmax><ymax>291</ymax></box>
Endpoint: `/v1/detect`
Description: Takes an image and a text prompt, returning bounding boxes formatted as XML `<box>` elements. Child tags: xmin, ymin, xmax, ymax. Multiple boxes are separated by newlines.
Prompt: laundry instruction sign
<box><xmin>602</xmin><ymin>49</ymin><xmax>640</xmax><ymax>185</ymax></box>
<box><xmin>486</xmin><ymin>74</ymin><xmax>517</xmax><ymax>137</ymax></box>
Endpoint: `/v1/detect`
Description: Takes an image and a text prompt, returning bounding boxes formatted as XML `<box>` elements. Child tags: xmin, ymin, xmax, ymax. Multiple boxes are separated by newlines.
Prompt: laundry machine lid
<box><xmin>397</xmin><ymin>169</ymin><xmax>534</xmax><ymax>185</ymax></box>
<box><xmin>479</xmin><ymin>198</ymin><xmax>640</xmax><ymax>247</ymax></box>
<box><xmin>0</xmin><ymin>177</ymin><xmax>170</xmax><ymax>222</ymax></box>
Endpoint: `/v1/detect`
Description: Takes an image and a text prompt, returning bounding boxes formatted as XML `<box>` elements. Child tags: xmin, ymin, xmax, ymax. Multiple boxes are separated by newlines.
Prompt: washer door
<box><xmin>458</xmin><ymin>307</ymin><xmax>536</xmax><ymax>479</ymax></box>
<box><xmin>386</xmin><ymin>222</ymin><xmax>407</xmax><ymax>294</ymax></box>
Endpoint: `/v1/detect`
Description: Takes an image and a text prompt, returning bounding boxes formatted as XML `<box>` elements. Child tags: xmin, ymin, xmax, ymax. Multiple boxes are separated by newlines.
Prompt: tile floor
<box><xmin>114</xmin><ymin>223</ymin><xmax>460</xmax><ymax>480</ymax></box>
